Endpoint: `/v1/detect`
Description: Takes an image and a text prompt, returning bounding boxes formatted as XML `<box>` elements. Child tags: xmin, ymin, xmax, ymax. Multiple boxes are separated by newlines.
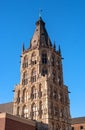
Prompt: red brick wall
<box><xmin>0</xmin><ymin>118</ymin><xmax>5</xmax><ymax>130</ymax></box>
<box><xmin>5</xmin><ymin>118</ymin><xmax>36</xmax><ymax>130</ymax></box>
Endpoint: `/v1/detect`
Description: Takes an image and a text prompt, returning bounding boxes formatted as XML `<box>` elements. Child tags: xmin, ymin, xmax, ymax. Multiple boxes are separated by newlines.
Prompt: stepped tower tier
<box><xmin>13</xmin><ymin>17</ymin><xmax>71</xmax><ymax>130</ymax></box>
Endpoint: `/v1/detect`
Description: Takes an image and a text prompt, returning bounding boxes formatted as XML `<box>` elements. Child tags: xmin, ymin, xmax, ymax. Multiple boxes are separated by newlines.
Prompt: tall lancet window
<box><xmin>23</xmin><ymin>71</ymin><xmax>28</xmax><ymax>85</ymax></box>
<box><xmin>31</xmin><ymin>52</ymin><xmax>36</xmax><ymax>65</ymax></box>
<box><xmin>23</xmin><ymin>55</ymin><xmax>28</xmax><ymax>68</ymax></box>
<box><xmin>31</xmin><ymin>68</ymin><xmax>36</xmax><ymax>82</ymax></box>
<box><xmin>42</xmin><ymin>52</ymin><xmax>47</xmax><ymax>64</ymax></box>
<box><xmin>32</xmin><ymin>103</ymin><xmax>37</xmax><ymax>120</ymax></box>
<box><xmin>23</xmin><ymin>105</ymin><xmax>28</xmax><ymax>119</ymax></box>
<box><xmin>23</xmin><ymin>89</ymin><xmax>28</xmax><ymax>102</ymax></box>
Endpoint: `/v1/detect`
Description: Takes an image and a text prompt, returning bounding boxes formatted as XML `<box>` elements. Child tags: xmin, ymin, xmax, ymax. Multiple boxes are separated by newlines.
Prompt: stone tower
<box><xmin>13</xmin><ymin>17</ymin><xmax>71</xmax><ymax>130</ymax></box>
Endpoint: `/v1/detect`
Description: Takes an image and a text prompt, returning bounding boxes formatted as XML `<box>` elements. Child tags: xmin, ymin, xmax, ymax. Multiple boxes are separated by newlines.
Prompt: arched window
<box><xmin>39</xmin><ymin>84</ymin><xmax>42</xmax><ymax>98</ymax></box>
<box><xmin>31</xmin><ymin>68</ymin><xmax>36</xmax><ymax>82</ymax></box>
<box><xmin>22</xmin><ymin>71</ymin><xmax>28</xmax><ymax>85</ymax></box>
<box><xmin>32</xmin><ymin>103</ymin><xmax>37</xmax><ymax>120</ymax></box>
<box><xmin>31</xmin><ymin>86</ymin><xmax>37</xmax><ymax>99</ymax></box>
<box><xmin>31</xmin><ymin>52</ymin><xmax>36</xmax><ymax>65</ymax></box>
<box><xmin>39</xmin><ymin>101</ymin><xmax>43</xmax><ymax>118</ymax></box>
<box><xmin>17</xmin><ymin>90</ymin><xmax>20</xmax><ymax>103</ymax></box>
<box><xmin>23</xmin><ymin>89</ymin><xmax>28</xmax><ymax>102</ymax></box>
<box><xmin>23</xmin><ymin>55</ymin><xmax>28</xmax><ymax>68</ymax></box>
<box><xmin>17</xmin><ymin>106</ymin><xmax>20</xmax><ymax>116</ymax></box>
<box><xmin>23</xmin><ymin>105</ymin><xmax>28</xmax><ymax>118</ymax></box>
<box><xmin>42</xmin><ymin>52</ymin><xmax>47</xmax><ymax>64</ymax></box>
<box><xmin>42</xmin><ymin>67</ymin><xmax>48</xmax><ymax>76</ymax></box>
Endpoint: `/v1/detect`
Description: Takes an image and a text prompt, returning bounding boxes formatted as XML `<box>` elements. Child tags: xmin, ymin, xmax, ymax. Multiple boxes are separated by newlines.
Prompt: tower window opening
<box><xmin>42</xmin><ymin>52</ymin><xmax>47</xmax><ymax>64</ymax></box>
<box><xmin>22</xmin><ymin>71</ymin><xmax>28</xmax><ymax>85</ymax></box>
<box><xmin>39</xmin><ymin>101</ymin><xmax>43</xmax><ymax>118</ymax></box>
<box><xmin>42</xmin><ymin>68</ymin><xmax>48</xmax><ymax>76</ymax></box>
<box><xmin>32</xmin><ymin>86</ymin><xmax>37</xmax><ymax>99</ymax></box>
<box><xmin>31</xmin><ymin>52</ymin><xmax>37</xmax><ymax>65</ymax></box>
<box><xmin>23</xmin><ymin>105</ymin><xmax>28</xmax><ymax>119</ymax></box>
<box><xmin>23</xmin><ymin>89</ymin><xmax>28</xmax><ymax>102</ymax></box>
<box><xmin>17</xmin><ymin>106</ymin><xmax>20</xmax><ymax>116</ymax></box>
<box><xmin>17</xmin><ymin>90</ymin><xmax>20</xmax><ymax>103</ymax></box>
<box><xmin>80</xmin><ymin>126</ymin><xmax>84</xmax><ymax>130</ymax></box>
<box><xmin>72</xmin><ymin>127</ymin><xmax>74</xmax><ymax>130</ymax></box>
<box><xmin>31</xmin><ymin>69</ymin><xmax>36</xmax><ymax>82</ymax></box>
<box><xmin>23</xmin><ymin>55</ymin><xmax>28</xmax><ymax>68</ymax></box>
<box><xmin>39</xmin><ymin>84</ymin><xmax>42</xmax><ymax>98</ymax></box>
<box><xmin>32</xmin><ymin>103</ymin><xmax>37</xmax><ymax>120</ymax></box>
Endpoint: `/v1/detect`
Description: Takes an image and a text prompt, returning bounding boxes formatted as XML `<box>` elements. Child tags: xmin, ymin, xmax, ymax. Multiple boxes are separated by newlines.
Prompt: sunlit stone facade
<box><xmin>13</xmin><ymin>17</ymin><xmax>71</xmax><ymax>130</ymax></box>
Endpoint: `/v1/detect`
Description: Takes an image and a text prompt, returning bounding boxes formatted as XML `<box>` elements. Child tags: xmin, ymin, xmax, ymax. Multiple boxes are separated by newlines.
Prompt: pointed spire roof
<box><xmin>22</xmin><ymin>43</ymin><xmax>25</xmax><ymax>52</ymax></box>
<box><xmin>58</xmin><ymin>45</ymin><xmax>62</xmax><ymax>56</ymax></box>
<box><xmin>30</xmin><ymin>17</ymin><xmax>52</xmax><ymax>48</ymax></box>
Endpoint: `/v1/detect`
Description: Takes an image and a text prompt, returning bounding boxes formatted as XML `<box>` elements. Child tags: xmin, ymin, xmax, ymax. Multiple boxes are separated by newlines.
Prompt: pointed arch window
<box><xmin>31</xmin><ymin>86</ymin><xmax>37</xmax><ymax>99</ymax></box>
<box><xmin>39</xmin><ymin>101</ymin><xmax>43</xmax><ymax>118</ymax></box>
<box><xmin>23</xmin><ymin>105</ymin><xmax>28</xmax><ymax>119</ymax></box>
<box><xmin>23</xmin><ymin>89</ymin><xmax>28</xmax><ymax>102</ymax></box>
<box><xmin>23</xmin><ymin>55</ymin><xmax>28</xmax><ymax>68</ymax></box>
<box><xmin>22</xmin><ymin>71</ymin><xmax>28</xmax><ymax>85</ymax></box>
<box><xmin>39</xmin><ymin>84</ymin><xmax>42</xmax><ymax>98</ymax></box>
<box><xmin>42</xmin><ymin>67</ymin><xmax>48</xmax><ymax>76</ymax></box>
<box><xmin>31</xmin><ymin>69</ymin><xmax>36</xmax><ymax>82</ymax></box>
<box><xmin>17</xmin><ymin>106</ymin><xmax>20</xmax><ymax>116</ymax></box>
<box><xmin>17</xmin><ymin>90</ymin><xmax>20</xmax><ymax>103</ymax></box>
<box><xmin>42</xmin><ymin>52</ymin><xmax>47</xmax><ymax>64</ymax></box>
<box><xmin>31</xmin><ymin>52</ymin><xmax>37</xmax><ymax>65</ymax></box>
<box><xmin>32</xmin><ymin>103</ymin><xmax>37</xmax><ymax>120</ymax></box>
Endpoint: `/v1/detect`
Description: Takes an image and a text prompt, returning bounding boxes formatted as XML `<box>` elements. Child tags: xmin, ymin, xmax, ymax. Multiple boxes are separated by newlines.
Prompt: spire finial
<box><xmin>53</xmin><ymin>40</ymin><xmax>56</xmax><ymax>50</ymax></box>
<box><xmin>22</xmin><ymin>43</ymin><xmax>25</xmax><ymax>52</ymax></box>
<box><xmin>58</xmin><ymin>44</ymin><xmax>61</xmax><ymax>55</ymax></box>
<box><xmin>39</xmin><ymin>9</ymin><xmax>43</xmax><ymax>18</ymax></box>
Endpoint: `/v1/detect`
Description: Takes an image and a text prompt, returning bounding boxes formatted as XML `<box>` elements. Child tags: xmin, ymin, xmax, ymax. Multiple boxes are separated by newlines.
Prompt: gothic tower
<box><xmin>13</xmin><ymin>17</ymin><xmax>71</xmax><ymax>130</ymax></box>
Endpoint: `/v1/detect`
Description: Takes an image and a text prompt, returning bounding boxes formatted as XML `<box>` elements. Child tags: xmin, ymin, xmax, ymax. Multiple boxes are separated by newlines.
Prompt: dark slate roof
<box><xmin>71</xmin><ymin>117</ymin><xmax>85</xmax><ymax>124</ymax></box>
<box><xmin>30</xmin><ymin>17</ymin><xmax>52</xmax><ymax>48</ymax></box>
<box><xmin>0</xmin><ymin>102</ymin><xmax>13</xmax><ymax>114</ymax></box>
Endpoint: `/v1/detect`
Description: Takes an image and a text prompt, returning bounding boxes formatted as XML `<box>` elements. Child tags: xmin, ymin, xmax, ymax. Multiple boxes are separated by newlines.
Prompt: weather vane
<box><xmin>39</xmin><ymin>9</ymin><xmax>43</xmax><ymax>18</ymax></box>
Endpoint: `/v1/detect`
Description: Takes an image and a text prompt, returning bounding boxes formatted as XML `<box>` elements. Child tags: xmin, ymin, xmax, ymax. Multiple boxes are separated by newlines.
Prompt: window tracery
<box><xmin>23</xmin><ymin>89</ymin><xmax>28</xmax><ymax>102</ymax></box>
<box><xmin>32</xmin><ymin>103</ymin><xmax>37</xmax><ymax>120</ymax></box>
<box><xmin>23</xmin><ymin>55</ymin><xmax>28</xmax><ymax>68</ymax></box>
<box><xmin>31</xmin><ymin>86</ymin><xmax>37</xmax><ymax>99</ymax></box>
<box><xmin>22</xmin><ymin>71</ymin><xmax>28</xmax><ymax>85</ymax></box>
<box><xmin>42</xmin><ymin>52</ymin><xmax>47</xmax><ymax>64</ymax></box>
<box><xmin>23</xmin><ymin>105</ymin><xmax>28</xmax><ymax>118</ymax></box>
<box><xmin>31</xmin><ymin>68</ymin><xmax>36</xmax><ymax>82</ymax></box>
<box><xmin>31</xmin><ymin>52</ymin><xmax>37</xmax><ymax>65</ymax></box>
<box><xmin>17</xmin><ymin>106</ymin><xmax>20</xmax><ymax>116</ymax></box>
<box><xmin>17</xmin><ymin>90</ymin><xmax>20</xmax><ymax>103</ymax></box>
<box><xmin>42</xmin><ymin>67</ymin><xmax>48</xmax><ymax>76</ymax></box>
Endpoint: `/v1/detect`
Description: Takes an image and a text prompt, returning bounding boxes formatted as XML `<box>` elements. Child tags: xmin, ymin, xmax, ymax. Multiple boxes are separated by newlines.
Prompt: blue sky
<box><xmin>0</xmin><ymin>0</ymin><xmax>85</xmax><ymax>118</ymax></box>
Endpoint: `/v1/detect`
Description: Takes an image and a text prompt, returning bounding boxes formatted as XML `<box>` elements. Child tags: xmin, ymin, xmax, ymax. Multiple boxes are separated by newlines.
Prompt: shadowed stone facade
<box><xmin>13</xmin><ymin>17</ymin><xmax>71</xmax><ymax>130</ymax></box>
